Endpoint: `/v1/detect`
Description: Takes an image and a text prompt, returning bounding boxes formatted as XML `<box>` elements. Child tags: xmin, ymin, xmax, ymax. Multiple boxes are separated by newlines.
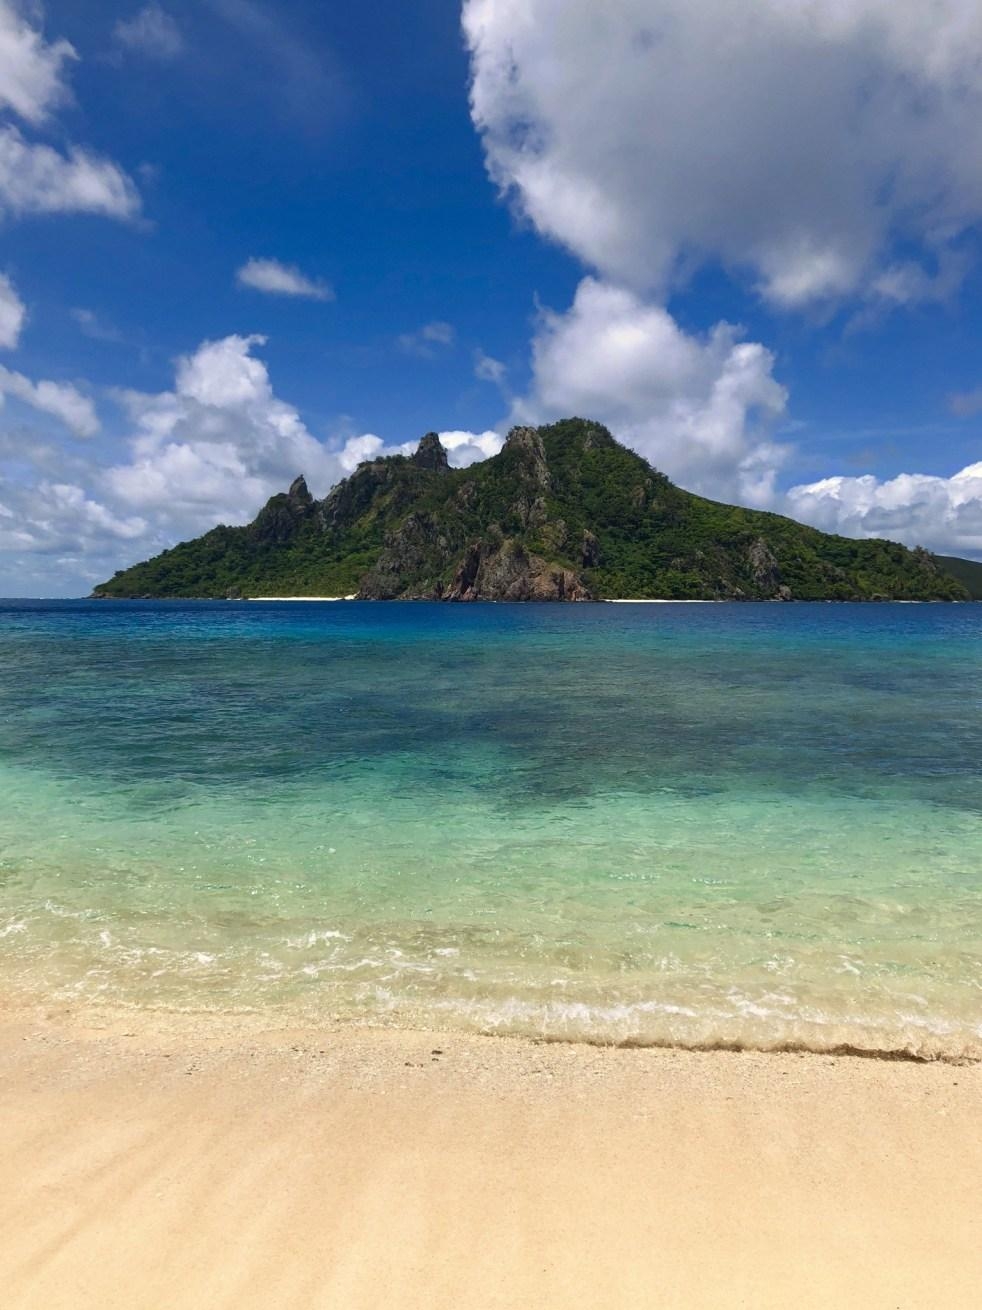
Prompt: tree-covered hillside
<box><xmin>932</xmin><ymin>554</ymin><xmax>982</xmax><ymax>600</ymax></box>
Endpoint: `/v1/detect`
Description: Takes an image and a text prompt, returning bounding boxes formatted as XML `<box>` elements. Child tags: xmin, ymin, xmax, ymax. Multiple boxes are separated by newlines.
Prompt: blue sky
<box><xmin>3</xmin><ymin>0</ymin><xmax>982</xmax><ymax>594</ymax></box>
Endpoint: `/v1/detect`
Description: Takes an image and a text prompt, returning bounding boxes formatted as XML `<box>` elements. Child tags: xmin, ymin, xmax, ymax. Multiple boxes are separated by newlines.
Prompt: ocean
<box><xmin>1</xmin><ymin>599</ymin><xmax>980</xmax><ymax>1058</ymax></box>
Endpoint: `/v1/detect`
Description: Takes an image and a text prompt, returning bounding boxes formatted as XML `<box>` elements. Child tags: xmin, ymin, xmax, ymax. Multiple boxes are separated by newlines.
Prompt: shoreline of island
<box><xmin>242</xmin><ymin>595</ymin><xmax>726</xmax><ymax>602</ymax></box>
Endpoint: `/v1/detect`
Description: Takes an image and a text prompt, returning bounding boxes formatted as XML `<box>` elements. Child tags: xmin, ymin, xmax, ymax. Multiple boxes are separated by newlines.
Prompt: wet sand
<box><xmin>1</xmin><ymin>1005</ymin><xmax>979</xmax><ymax>1309</ymax></box>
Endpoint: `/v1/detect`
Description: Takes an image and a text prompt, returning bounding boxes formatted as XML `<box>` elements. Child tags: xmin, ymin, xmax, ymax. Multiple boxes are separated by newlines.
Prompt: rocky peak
<box><xmin>503</xmin><ymin>425</ymin><xmax>550</xmax><ymax>489</ymax></box>
<box><xmin>504</xmin><ymin>425</ymin><xmax>544</xmax><ymax>456</ymax></box>
<box><xmin>287</xmin><ymin>474</ymin><xmax>313</xmax><ymax>508</ymax></box>
<box><xmin>413</xmin><ymin>432</ymin><xmax>450</xmax><ymax>472</ymax></box>
<box><xmin>252</xmin><ymin>475</ymin><xmax>315</xmax><ymax>545</ymax></box>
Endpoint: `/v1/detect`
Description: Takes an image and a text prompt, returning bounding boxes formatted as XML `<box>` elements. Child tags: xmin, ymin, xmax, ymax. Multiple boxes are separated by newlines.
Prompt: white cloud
<box><xmin>0</xmin><ymin>471</ymin><xmax>148</xmax><ymax>597</ymax></box>
<box><xmin>31</xmin><ymin>482</ymin><xmax>147</xmax><ymax>541</ymax></box>
<box><xmin>868</xmin><ymin>254</ymin><xmax>968</xmax><ymax>311</ymax></box>
<box><xmin>786</xmin><ymin>465</ymin><xmax>982</xmax><ymax>556</ymax></box>
<box><xmin>105</xmin><ymin>334</ymin><xmax>342</xmax><ymax>527</ymax></box>
<box><xmin>0</xmin><ymin>363</ymin><xmax>98</xmax><ymax>436</ymax></box>
<box><xmin>332</xmin><ymin>427</ymin><xmax>502</xmax><ymax>471</ymax></box>
<box><xmin>0</xmin><ymin>6</ymin><xmax>140</xmax><ymax>225</ymax></box>
<box><xmin>398</xmin><ymin>321</ymin><xmax>455</xmax><ymax>357</ymax></box>
<box><xmin>71</xmin><ymin>307</ymin><xmax>123</xmax><ymax>344</ymax></box>
<box><xmin>334</xmin><ymin>432</ymin><xmax>386</xmax><ymax>471</ymax></box>
<box><xmin>0</xmin><ymin>124</ymin><xmax>140</xmax><ymax>222</ymax></box>
<box><xmin>464</xmin><ymin>0</ymin><xmax>982</xmax><ymax>308</ymax></box>
<box><xmin>113</xmin><ymin>5</ymin><xmax>183</xmax><ymax>60</ymax></box>
<box><xmin>438</xmin><ymin>428</ymin><xmax>503</xmax><ymax>466</ymax></box>
<box><xmin>474</xmin><ymin>348</ymin><xmax>506</xmax><ymax>386</ymax></box>
<box><xmin>236</xmin><ymin>257</ymin><xmax>334</xmax><ymax>301</ymax></box>
<box><xmin>509</xmin><ymin>278</ymin><xmax>788</xmax><ymax>505</ymax></box>
<box><xmin>0</xmin><ymin>270</ymin><xmax>25</xmax><ymax>347</ymax></box>
<box><xmin>0</xmin><ymin>0</ymin><xmax>75</xmax><ymax>124</ymax></box>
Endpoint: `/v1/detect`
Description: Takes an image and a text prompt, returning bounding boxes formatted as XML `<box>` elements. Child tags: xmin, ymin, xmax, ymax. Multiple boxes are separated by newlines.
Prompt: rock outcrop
<box><xmin>413</xmin><ymin>432</ymin><xmax>450</xmax><ymax>473</ymax></box>
<box><xmin>442</xmin><ymin>537</ymin><xmax>591</xmax><ymax>602</ymax></box>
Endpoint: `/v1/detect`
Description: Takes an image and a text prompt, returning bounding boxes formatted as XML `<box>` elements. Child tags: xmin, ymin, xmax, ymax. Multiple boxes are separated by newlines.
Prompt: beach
<box><xmin>3</xmin><ymin>600</ymin><xmax>982</xmax><ymax>1306</ymax></box>
<box><xmin>1</xmin><ymin>1003</ymin><xmax>979</xmax><ymax>1310</ymax></box>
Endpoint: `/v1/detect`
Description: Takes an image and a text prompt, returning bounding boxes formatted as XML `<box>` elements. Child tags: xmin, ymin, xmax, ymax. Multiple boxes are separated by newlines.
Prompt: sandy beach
<box><xmin>1</xmin><ymin>1004</ymin><xmax>979</xmax><ymax>1310</ymax></box>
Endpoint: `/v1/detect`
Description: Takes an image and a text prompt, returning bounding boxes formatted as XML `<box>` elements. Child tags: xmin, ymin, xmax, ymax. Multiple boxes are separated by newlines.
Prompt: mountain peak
<box><xmin>288</xmin><ymin>475</ymin><xmax>313</xmax><ymax>506</ymax></box>
<box><xmin>502</xmin><ymin>425</ymin><xmax>550</xmax><ymax>490</ymax></box>
<box><xmin>503</xmin><ymin>425</ymin><xmax>543</xmax><ymax>454</ymax></box>
<box><xmin>413</xmin><ymin>432</ymin><xmax>449</xmax><ymax>472</ymax></box>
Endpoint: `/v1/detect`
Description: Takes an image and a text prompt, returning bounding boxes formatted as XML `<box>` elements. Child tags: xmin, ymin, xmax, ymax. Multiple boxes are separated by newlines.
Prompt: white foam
<box><xmin>285</xmin><ymin>929</ymin><xmax>351</xmax><ymax>949</ymax></box>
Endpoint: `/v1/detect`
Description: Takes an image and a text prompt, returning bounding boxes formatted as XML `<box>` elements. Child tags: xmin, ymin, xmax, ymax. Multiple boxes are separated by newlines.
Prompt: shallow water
<box><xmin>1</xmin><ymin>599</ymin><xmax>980</xmax><ymax>1057</ymax></box>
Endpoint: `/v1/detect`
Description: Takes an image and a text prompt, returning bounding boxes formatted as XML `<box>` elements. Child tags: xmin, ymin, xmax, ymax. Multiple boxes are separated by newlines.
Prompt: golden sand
<box><xmin>1</xmin><ymin>1005</ymin><xmax>979</xmax><ymax>1309</ymax></box>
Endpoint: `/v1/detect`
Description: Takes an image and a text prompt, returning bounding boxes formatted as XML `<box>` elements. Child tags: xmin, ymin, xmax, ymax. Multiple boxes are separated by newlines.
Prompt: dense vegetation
<box><xmin>94</xmin><ymin>419</ymin><xmax>971</xmax><ymax>601</ymax></box>
<box><xmin>932</xmin><ymin>554</ymin><xmax>982</xmax><ymax>600</ymax></box>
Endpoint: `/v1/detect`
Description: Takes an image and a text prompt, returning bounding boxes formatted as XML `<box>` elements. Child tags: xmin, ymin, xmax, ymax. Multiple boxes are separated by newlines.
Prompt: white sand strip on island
<box><xmin>246</xmin><ymin>595</ymin><xmax>358</xmax><ymax>601</ymax></box>
<box><xmin>1</xmin><ymin>1006</ymin><xmax>979</xmax><ymax>1310</ymax></box>
<box><xmin>604</xmin><ymin>598</ymin><xmax>721</xmax><ymax>603</ymax></box>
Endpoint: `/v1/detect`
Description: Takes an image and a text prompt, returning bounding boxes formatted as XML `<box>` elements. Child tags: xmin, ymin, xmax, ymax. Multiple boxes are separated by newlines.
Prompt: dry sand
<box><xmin>1</xmin><ymin>1004</ymin><xmax>979</xmax><ymax>1310</ymax></box>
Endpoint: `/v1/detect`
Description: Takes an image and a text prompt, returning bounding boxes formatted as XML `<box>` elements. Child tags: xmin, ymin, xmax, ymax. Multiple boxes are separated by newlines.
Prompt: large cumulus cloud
<box><xmin>510</xmin><ymin>278</ymin><xmax>789</xmax><ymax>505</ymax></box>
<box><xmin>464</xmin><ymin>0</ymin><xmax>982</xmax><ymax>307</ymax></box>
<box><xmin>786</xmin><ymin>465</ymin><xmax>982</xmax><ymax>555</ymax></box>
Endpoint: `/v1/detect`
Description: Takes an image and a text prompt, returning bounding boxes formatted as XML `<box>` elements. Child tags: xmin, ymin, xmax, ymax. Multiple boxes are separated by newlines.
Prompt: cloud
<box><xmin>105</xmin><ymin>334</ymin><xmax>343</xmax><ymax>527</ymax></box>
<box><xmin>71</xmin><ymin>307</ymin><xmax>123</xmax><ymax>344</ymax></box>
<box><xmin>438</xmin><ymin>428</ymin><xmax>503</xmax><ymax>465</ymax></box>
<box><xmin>0</xmin><ymin>467</ymin><xmax>148</xmax><ymax>597</ymax></box>
<box><xmin>786</xmin><ymin>464</ymin><xmax>982</xmax><ymax>556</ymax></box>
<box><xmin>0</xmin><ymin>6</ymin><xmax>140</xmax><ymax>224</ymax></box>
<box><xmin>0</xmin><ymin>0</ymin><xmax>75</xmax><ymax>124</ymax></box>
<box><xmin>474</xmin><ymin>348</ymin><xmax>506</xmax><ymax>386</ymax></box>
<box><xmin>0</xmin><ymin>270</ymin><xmax>25</xmax><ymax>347</ymax></box>
<box><xmin>113</xmin><ymin>5</ymin><xmax>183</xmax><ymax>60</ymax></box>
<box><xmin>16</xmin><ymin>482</ymin><xmax>146</xmax><ymax>542</ymax></box>
<box><xmin>397</xmin><ymin>321</ymin><xmax>455</xmax><ymax>358</ymax></box>
<box><xmin>0</xmin><ymin>363</ymin><xmax>98</xmax><ymax>436</ymax></box>
<box><xmin>464</xmin><ymin>0</ymin><xmax>982</xmax><ymax>309</ymax></box>
<box><xmin>508</xmin><ymin>277</ymin><xmax>788</xmax><ymax>505</ymax></box>
<box><xmin>0</xmin><ymin>126</ymin><xmax>140</xmax><ymax>220</ymax></box>
<box><xmin>236</xmin><ymin>257</ymin><xmax>334</xmax><ymax>301</ymax></box>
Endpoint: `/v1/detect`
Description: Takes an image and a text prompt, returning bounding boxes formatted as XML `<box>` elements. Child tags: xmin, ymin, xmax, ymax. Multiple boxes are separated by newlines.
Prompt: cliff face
<box><xmin>92</xmin><ymin>418</ymin><xmax>969</xmax><ymax>601</ymax></box>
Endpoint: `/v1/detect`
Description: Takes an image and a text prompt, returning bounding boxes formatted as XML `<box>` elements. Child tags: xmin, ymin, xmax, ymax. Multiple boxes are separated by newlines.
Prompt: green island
<box><xmin>93</xmin><ymin>418</ymin><xmax>980</xmax><ymax>601</ymax></box>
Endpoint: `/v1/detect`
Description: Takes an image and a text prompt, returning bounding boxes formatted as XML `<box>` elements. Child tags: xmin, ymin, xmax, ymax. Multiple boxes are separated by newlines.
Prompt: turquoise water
<box><xmin>1</xmin><ymin>599</ymin><xmax>980</xmax><ymax>1058</ymax></box>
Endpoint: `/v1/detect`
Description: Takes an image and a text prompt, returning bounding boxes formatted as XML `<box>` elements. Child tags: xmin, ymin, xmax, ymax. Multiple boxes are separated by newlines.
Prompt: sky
<box><xmin>3</xmin><ymin>1</ymin><xmax>982</xmax><ymax>594</ymax></box>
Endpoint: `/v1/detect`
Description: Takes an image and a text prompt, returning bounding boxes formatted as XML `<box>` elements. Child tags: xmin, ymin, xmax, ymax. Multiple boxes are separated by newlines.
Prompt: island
<box><xmin>93</xmin><ymin>418</ymin><xmax>976</xmax><ymax>601</ymax></box>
